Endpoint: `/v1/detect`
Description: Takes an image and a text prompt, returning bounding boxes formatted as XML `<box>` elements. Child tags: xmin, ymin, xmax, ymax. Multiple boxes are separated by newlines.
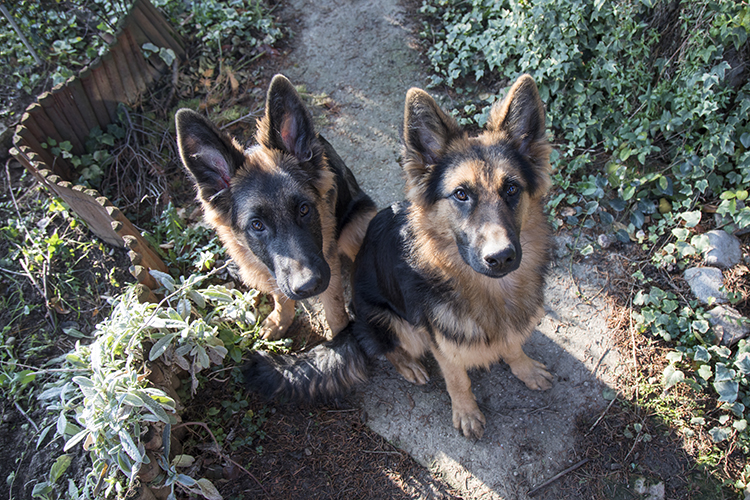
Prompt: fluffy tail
<box><xmin>242</xmin><ymin>324</ymin><xmax>369</xmax><ymax>402</ymax></box>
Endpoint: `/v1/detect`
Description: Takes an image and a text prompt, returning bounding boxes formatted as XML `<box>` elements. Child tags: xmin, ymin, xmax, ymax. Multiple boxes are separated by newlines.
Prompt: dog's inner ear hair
<box><xmin>405</xmin><ymin>90</ymin><xmax>458</xmax><ymax>166</ymax></box>
<box><xmin>263</xmin><ymin>75</ymin><xmax>316</xmax><ymax>163</ymax></box>
<box><xmin>177</xmin><ymin>111</ymin><xmax>241</xmax><ymax>195</ymax></box>
<box><xmin>280</xmin><ymin>112</ymin><xmax>313</xmax><ymax>162</ymax></box>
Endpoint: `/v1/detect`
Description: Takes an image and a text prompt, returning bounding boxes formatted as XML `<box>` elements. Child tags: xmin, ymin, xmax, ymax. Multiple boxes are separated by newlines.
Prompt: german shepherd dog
<box><xmin>176</xmin><ymin>75</ymin><xmax>376</xmax><ymax>340</ymax></box>
<box><xmin>243</xmin><ymin>75</ymin><xmax>554</xmax><ymax>439</ymax></box>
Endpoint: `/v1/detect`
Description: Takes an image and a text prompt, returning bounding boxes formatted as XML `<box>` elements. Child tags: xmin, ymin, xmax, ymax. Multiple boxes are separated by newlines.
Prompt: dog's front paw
<box><xmin>510</xmin><ymin>355</ymin><xmax>553</xmax><ymax>391</ymax></box>
<box><xmin>259</xmin><ymin>320</ymin><xmax>286</xmax><ymax>340</ymax></box>
<box><xmin>260</xmin><ymin>296</ymin><xmax>296</xmax><ymax>340</ymax></box>
<box><xmin>452</xmin><ymin>403</ymin><xmax>486</xmax><ymax>440</ymax></box>
<box><xmin>386</xmin><ymin>349</ymin><xmax>430</xmax><ymax>385</ymax></box>
<box><xmin>398</xmin><ymin>359</ymin><xmax>430</xmax><ymax>385</ymax></box>
<box><xmin>259</xmin><ymin>310</ymin><xmax>292</xmax><ymax>340</ymax></box>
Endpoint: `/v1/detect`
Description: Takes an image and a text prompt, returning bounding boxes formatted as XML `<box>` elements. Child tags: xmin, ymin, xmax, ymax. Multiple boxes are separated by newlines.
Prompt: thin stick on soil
<box><xmin>14</xmin><ymin>401</ymin><xmax>40</xmax><ymax>433</ymax></box>
<box><xmin>586</xmin><ymin>393</ymin><xmax>619</xmax><ymax>436</ymax></box>
<box><xmin>527</xmin><ymin>458</ymin><xmax>590</xmax><ymax>497</ymax></box>
<box><xmin>174</xmin><ymin>421</ymin><xmax>270</xmax><ymax>497</ymax></box>
<box><xmin>361</xmin><ymin>450</ymin><xmax>404</xmax><ymax>456</ymax></box>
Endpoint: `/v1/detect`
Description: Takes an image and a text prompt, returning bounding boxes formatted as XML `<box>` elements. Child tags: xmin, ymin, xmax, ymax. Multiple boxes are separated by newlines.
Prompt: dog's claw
<box><xmin>387</xmin><ymin>349</ymin><xmax>430</xmax><ymax>385</ymax></box>
<box><xmin>510</xmin><ymin>356</ymin><xmax>553</xmax><ymax>391</ymax></box>
<box><xmin>453</xmin><ymin>405</ymin><xmax>486</xmax><ymax>440</ymax></box>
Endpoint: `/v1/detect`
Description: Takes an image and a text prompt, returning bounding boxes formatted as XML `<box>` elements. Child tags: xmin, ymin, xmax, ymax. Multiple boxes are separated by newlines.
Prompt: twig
<box><xmin>220</xmin><ymin>107</ymin><xmax>263</xmax><ymax>130</ymax></box>
<box><xmin>173</xmin><ymin>421</ymin><xmax>270</xmax><ymax>497</ymax></box>
<box><xmin>623</xmin><ymin>429</ymin><xmax>644</xmax><ymax>464</ymax></box>
<box><xmin>361</xmin><ymin>449</ymin><xmax>404</xmax><ymax>456</ymax></box>
<box><xmin>0</xmin><ymin>4</ymin><xmax>42</xmax><ymax>65</ymax></box>
<box><xmin>0</xmin><ymin>359</ymin><xmax>87</xmax><ymax>373</ymax></box>
<box><xmin>14</xmin><ymin>401</ymin><xmax>40</xmax><ymax>433</ymax></box>
<box><xmin>586</xmin><ymin>393</ymin><xmax>618</xmax><ymax>436</ymax></box>
<box><xmin>527</xmin><ymin>458</ymin><xmax>590</xmax><ymax>497</ymax></box>
<box><xmin>0</xmin><ymin>266</ymin><xmax>27</xmax><ymax>277</ymax></box>
<box><xmin>123</xmin><ymin>261</ymin><xmax>231</xmax><ymax>359</ymax></box>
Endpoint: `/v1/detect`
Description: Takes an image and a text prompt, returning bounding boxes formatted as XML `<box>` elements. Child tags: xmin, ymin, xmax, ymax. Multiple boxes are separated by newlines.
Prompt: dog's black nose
<box><xmin>484</xmin><ymin>246</ymin><xmax>516</xmax><ymax>268</ymax></box>
<box><xmin>292</xmin><ymin>275</ymin><xmax>323</xmax><ymax>297</ymax></box>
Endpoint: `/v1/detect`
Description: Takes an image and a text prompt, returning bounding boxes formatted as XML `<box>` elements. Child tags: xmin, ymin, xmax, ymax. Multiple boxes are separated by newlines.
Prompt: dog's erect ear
<box><xmin>487</xmin><ymin>75</ymin><xmax>551</xmax><ymax>196</ymax></box>
<box><xmin>258</xmin><ymin>74</ymin><xmax>316</xmax><ymax>162</ymax></box>
<box><xmin>402</xmin><ymin>88</ymin><xmax>461</xmax><ymax>168</ymax></box>
<box><xmin>175</xmin><ymin>109</ymin><xmax>244</xmax><ymax>204</ymax></box>
<box><xmin>487</xmin><ymin>75</ymin><xmax>546</xmax><ymax>158</ymax></box>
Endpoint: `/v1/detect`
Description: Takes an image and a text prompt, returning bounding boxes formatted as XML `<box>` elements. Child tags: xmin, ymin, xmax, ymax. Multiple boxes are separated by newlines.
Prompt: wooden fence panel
<box><xmin>9</xmin><ymin>0</ymin><xmax>184</xmax><ymax>293</ymax></box>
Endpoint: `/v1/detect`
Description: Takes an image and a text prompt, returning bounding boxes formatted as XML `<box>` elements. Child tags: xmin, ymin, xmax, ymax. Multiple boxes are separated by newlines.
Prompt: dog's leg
<box><xmin>386</xmin><ymin>346</ymin><xmax>429</xmax><ymax>385</ymax></box>
<box><xmin>320</xmin><ymin>254</ymin><xmax>349</xmax><ymax>338</ymax></box>
<box><xmin>261</xmin><ymin>292</ymin><xmax>296</xmax><ymax>340</ymax></box>
<box><xmin>431</xmin><ymin>347</ymin><xmax>485</xmax><ymax>439</ymax></box>
<box><xmin>501</xmin><ymin>339</ymin><xmax>553</xmax><ymax>391</ymax></box>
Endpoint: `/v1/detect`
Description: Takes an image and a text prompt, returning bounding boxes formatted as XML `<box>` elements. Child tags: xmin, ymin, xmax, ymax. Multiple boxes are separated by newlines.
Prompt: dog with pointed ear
<box><xmin>241</xmin><ymin>75</ymin><xmax>556</xmax><ymax>441</ymax></box>
<box><xmin>175</xmin><ymin>74</ymin><xmax>376</xmax><ymax>340</ymax></box>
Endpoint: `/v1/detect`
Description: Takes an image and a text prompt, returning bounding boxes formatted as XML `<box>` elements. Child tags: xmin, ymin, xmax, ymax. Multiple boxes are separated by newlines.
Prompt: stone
<box><xmin>704</xmin><ymin>229</ymin><xmax>743</xmax><ymax>268</ymax></box>
<box><xmin>597</xmin><ymin>234</ymin><xmax>614</xmax><ymax>249</ymax></box>
<box><xmin>552</xmin><ymin>233</ymin><xmax>574</xmax><ymax>259</ymax></box>
<box><xmin>707</xmin><ymin>305</ymin><xmax>750</xmax><ymax>346</ymax></box>
<box><xmin>684</xmin><ymin>267</ymin><xmax>727</xmax><ymax>304</ymax></box>
<box><xmin>634</xmin><ymin>477</ymin><xmax>665</xmax><ymax>500</ymax></box>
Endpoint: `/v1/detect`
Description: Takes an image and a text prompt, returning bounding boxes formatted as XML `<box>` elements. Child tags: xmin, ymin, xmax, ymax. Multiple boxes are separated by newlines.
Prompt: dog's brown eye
<box><xmin>251</xmin><ymin>220</ymin><xmax>265</xmax><ymax>232</ymax></box>
<box><xmin>506</xmin><ymin>184</ymin><xmax>519</xmax><ymax>197</ymax></box>
<box><xmin>454</xmin><ymin>189</ymin><xmax>468</xmax><ymax>201</ymax></box>
<box><xmin>299</xmin><ymin>203</ymin><xmax>309</xmax><ymax>217</ymax></box>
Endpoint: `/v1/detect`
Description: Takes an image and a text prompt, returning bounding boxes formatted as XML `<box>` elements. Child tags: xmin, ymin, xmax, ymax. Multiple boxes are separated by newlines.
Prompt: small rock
<box><xmin>704</xmin><ymin>230</ymin><xmax>743</xmax><ymax>268</ymax></box>
<box><xmin>707</xmin><ymin>305</ymin><xmax>750</xmax><ymax>346</ymax></box>
<box><xmin>597</xmin><ymin>234</ymin><xmax>614</xmax><ymax>249</ymax></box>
<box><xmin>552</xmin><ymin>234</ymin><xmax>574</xmax><ymax>259</ymax></box>
<box><xmin>205</xmin><ymin>464</ymin><xmax>224</xmax><ymax>480</ymax></box>
<box><xmin>634</xmin><ymin>477</ymin><xmax>665</xmax><ymax>500</ymax></box>
<box><xmin>560</xmin><ymin>207</ymin><xmax>577</xmax><ymax>217</ymax></box>
<box><xmin>684</xmin><ymin>267</ymin><xmax>727</xmax><ymax>304</ymax></box>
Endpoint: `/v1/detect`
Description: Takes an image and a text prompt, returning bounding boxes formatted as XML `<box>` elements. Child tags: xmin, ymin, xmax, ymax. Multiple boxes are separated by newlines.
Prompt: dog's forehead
<box><xmin>232</xmin><ymin>168</ymin><xmax>313</xmax><ymax>222</ymax></box>
<box><xmin>441</xmin><ymin>142</ymin><xmax>524</xmax><ymax>192</ymax></box>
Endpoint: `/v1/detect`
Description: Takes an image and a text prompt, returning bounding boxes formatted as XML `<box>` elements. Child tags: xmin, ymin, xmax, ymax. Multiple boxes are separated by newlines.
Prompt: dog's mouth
<box><xmin>471</xmin><ymin>262</ymin><xmax>519</xmax><ymax>279</ymax></box>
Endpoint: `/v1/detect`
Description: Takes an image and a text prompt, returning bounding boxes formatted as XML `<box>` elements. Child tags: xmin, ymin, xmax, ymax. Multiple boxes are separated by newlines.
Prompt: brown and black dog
<box><xmin>244</xmin><ymin>74</ymin><xmax>554</xmax><ymax>439</ymax></box>
<box><xmin>176</xmin><ymin>75</ymin><xmax>376</xmax><ymax>340</ymax></box>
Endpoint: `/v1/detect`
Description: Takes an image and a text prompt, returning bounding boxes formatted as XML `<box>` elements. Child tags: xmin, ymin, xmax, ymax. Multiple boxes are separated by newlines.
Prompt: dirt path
<box><xmin>279</xmin><ymin>1</ymin><xmax>624</xmax><ymax>498</ymax></box>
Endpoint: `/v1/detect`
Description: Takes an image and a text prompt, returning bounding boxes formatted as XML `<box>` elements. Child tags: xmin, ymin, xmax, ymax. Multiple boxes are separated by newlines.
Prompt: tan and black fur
<box><xmin>243</xmin><ymin>74</ymin><xmax>554</xmax><ymax>439</ymax></box>
<box><xmin>176</xmin><ymin>75</ymin><xmax>376</xmax><ymax>340</ymax></box>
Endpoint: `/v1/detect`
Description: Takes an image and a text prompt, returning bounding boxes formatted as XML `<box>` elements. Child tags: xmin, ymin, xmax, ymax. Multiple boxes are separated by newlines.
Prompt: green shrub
<box><xmin>421</xmin><ymin>0</ymin><xmax>750</xmax><ymax>491</ymax></box>
<box><xmin>420</xmin><ymin>0</ymin><xmax>750</xmax><ymax>236</ymax></box>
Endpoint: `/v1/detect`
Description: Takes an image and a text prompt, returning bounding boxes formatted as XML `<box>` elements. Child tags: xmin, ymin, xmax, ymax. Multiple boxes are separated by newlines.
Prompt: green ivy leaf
<box><xmin>694</xmin><ymin>346</ymin><xmax>711</xmax><ymax>363</ymax></box>
<box><xmin>709</xmin><ymin>426</ymin><xmax>731</xmax><ymax>443</ymax></box>
<box><xmin>662</xmin><ymin>364</ymin><xmax>685</xmax><ymax>389</ymax></box>
<box><xmin>715</xmin><ymin>363</ymin><xmax>736</xmax><ymax>382</ymax></box>
<box><xmin>697</xmin><ymin>364</ymin><xmax>712</xmax><ymax>381</ymax></box>
<box><xmin>679</xmin><ymin>210</ymin><xmax>702</xmax><ymax>227</ymax></box>
<box><xmin>713</xmin><ymin>379</ymin><xmax>739</xmax><ymax>403</ymax></box>
<box><xmin>735</xmin><ymin>353</ymin><xmax>750</xmax><ymax>375</ymax></box>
